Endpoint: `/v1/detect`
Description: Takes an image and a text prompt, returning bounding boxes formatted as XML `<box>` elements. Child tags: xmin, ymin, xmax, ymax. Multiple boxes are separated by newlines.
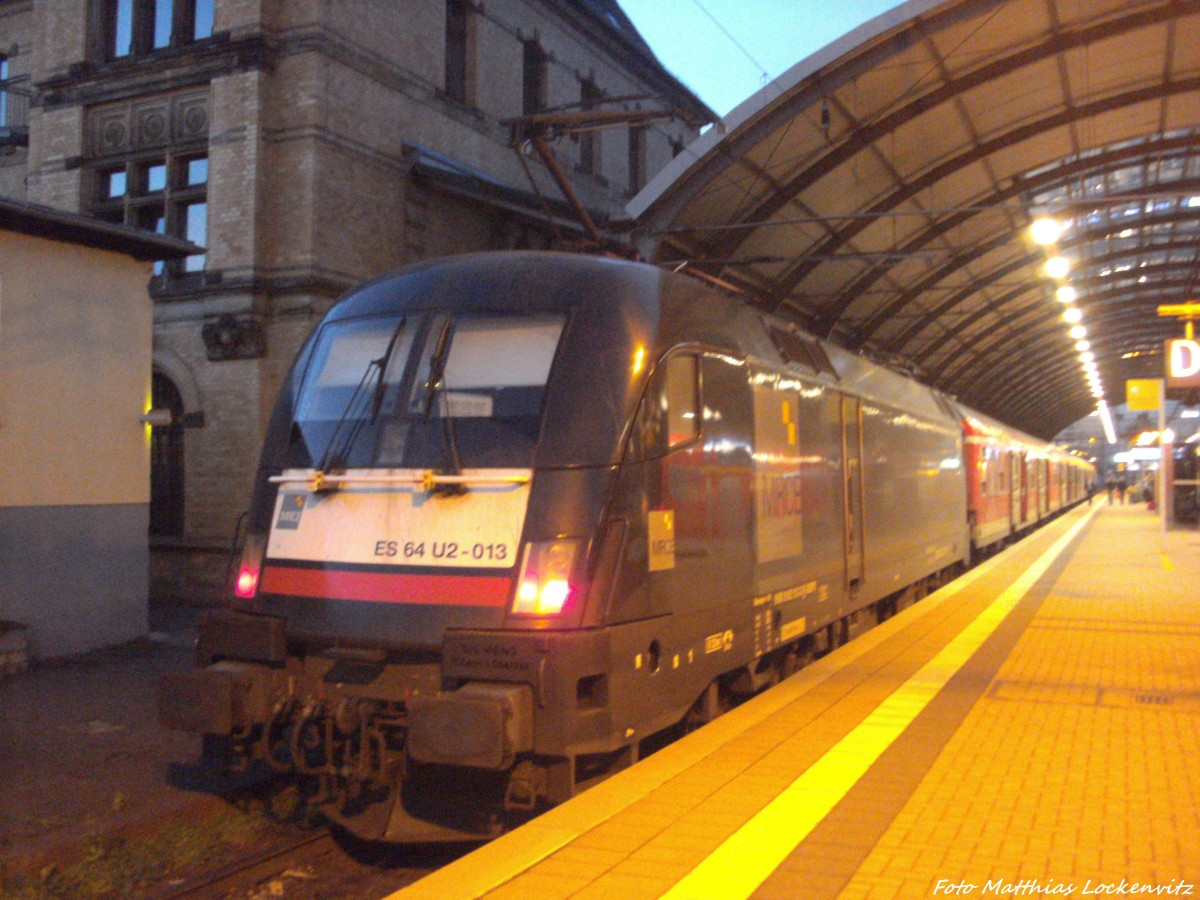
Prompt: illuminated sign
<box><xmin>1166</xmin><ymin>339</ymin><xmax>1200</xmax><ymax>388</ymax></box>
<box><xmin>1126</xmin><ymin>379</ymin><xmax>1163</xmax><ymax>411</ymax></box>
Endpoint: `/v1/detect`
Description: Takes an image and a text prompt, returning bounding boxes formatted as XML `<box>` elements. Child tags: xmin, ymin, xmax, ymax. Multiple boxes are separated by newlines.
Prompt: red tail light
<box><xmin>235</xmin><ymin>566</ymin><xmax>259</xmax><ymax>599</ymax></box>
<box><xmin>231</xmin><ymin>534</ymin><xmax>265</xmax><ymax>605</ymax></box>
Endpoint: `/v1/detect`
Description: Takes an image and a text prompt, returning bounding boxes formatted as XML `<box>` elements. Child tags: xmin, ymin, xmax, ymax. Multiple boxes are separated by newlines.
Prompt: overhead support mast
<box><xmin>505</xmin><ymin>104</ymin><xmax>704</xmax><ymax>254</ymax></box>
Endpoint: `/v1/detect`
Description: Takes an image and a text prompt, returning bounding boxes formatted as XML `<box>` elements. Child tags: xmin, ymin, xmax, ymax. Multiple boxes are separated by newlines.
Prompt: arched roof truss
<box><xmin>630</xmin><ymin>0</ymin><xmax>1200</xmax><ymax>438</ymax></box>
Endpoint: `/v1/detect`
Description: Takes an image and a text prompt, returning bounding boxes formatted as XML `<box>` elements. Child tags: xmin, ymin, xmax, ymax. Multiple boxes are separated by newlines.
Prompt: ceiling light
<box><xmin>1044</xmin><ymin>256</ymin><xmax>1070</xmax><ymax>279</ymax></box>
<box><xmin>1056</xmin><ymin>285</ymin><xmax>1077</xmax><ymax>304</ymax></box>
<box><xmin>1063</xmin><ymin>307</ymin><xmax>1083</xmax><ymax>324</ymax></box>
<box><xmin>1099</xmin><ymin>404</ymin><xmax>1117</xmax><ymax>444</ymax></box>
<box><xmin>1030</xmin><ymin>217</ymin><xmax>1062</xmax><ymax>245</ymax></box>
<box><xmin>1080</xmin><ymin>351</ymin><xmax>1094</xmax><ymax>363</ymax></box>
<box><xmin>1075</xmin><ymin>340</ymin><xmax>1090</xmax><ymax>352</ymax></box>
<box><xmin>1069</xmin><ymin>325</ymin><xmax>1087</xmax><ymax>340</ymax></box>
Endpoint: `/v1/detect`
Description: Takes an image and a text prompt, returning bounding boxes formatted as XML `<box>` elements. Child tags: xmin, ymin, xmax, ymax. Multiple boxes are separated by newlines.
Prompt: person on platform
<box><xmin>1105</xmin><ymin>473</ymin><xmax>1117</xmax><ymax>504</ymax></box>
<box><xmin>1116</xmin><ymin>475</ymin><xmax>1128</xmax><ymax>504</ymax></box>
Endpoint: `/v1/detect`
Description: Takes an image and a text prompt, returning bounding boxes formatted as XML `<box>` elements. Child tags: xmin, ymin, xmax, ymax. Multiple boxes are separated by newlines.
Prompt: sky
<box><xmin>618</xmin><ymin>0</ymin><xmax>906</xmax><ymax>117</ymax></box>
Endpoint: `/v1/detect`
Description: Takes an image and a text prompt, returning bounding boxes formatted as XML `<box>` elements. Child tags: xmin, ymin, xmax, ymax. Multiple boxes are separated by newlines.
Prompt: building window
<box><xmin>0</xmin><ymin>54</ymin><xmax>26</xmax><ymax>141</ymax></box>
<box><xmin>194</xmin><ymin>0</ymin><xmax>214</xmax><ymax>40</ymax></box>
<box><xmin>100</xmin><ymin>0</ymin><xmax>214</xmax><ymax>60</ymax></box>
<box><xmin>0</xmin><ymin>56</ymin><xmax>8</xmax><ymax>126</ymax></box>
<box><xmin>522</xmin><ymin>40</ymin><xmax>548</xmax><ymax>116</ymax></box>
<box><xmin>91</xmin><ymin>151</ymin><xmax>207</xmax><ymax>273</ymax></box>
<box><xmin>579</xmin><ymin>77</ymin><xmax>602</xmax><ymax>176</ymax></box>
<box><xmin>444</xmin><ymin>0</ymin><xmax>474</xmax><ymax>105</ymax></box>
<box><xmin>628</xmin><ymin>125</ymin><xmax>646</xmax><ymax>194</ymax></box>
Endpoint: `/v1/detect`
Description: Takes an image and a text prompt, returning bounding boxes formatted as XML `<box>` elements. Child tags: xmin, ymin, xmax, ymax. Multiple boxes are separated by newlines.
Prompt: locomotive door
<box><xmin>1019</xmin><ymin>454</ymin><xmax>1030</xmax><ymax>524</ymax></box>
<box><xmin>841</xmin><ymin>397</ymin><xmax>865</xmax><ymax>590</ymax></box>
<box><xmin>1009</xmin><ymin>451</ymin><xmax>1021</xmax><ymax>531</ymax></box>
<box><xmin>150</xmin><ymin>372</ymin><xmax>185</xmax><ymax>537</ymax></box>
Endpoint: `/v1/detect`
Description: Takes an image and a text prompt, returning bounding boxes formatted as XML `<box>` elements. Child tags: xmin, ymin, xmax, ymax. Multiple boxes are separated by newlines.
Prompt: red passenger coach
<box><xmin>961</xmin><ymin>412</ymin><xmax>1092</xmax><ymax>558</ymax></box>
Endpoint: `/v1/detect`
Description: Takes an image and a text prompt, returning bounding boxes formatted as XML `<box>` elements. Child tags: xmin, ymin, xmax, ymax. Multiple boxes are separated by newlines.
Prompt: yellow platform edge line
<box><xmin>662</xmin><ymin>504</ymin><xmax>1099</xmax><ymax>900</ymax></box>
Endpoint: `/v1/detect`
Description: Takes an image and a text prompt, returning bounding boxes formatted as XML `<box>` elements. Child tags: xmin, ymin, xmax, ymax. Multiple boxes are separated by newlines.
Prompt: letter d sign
<box><xmin>1167</xmin><ymin>338</ymin><xmax>1200</xmax><ymax>387</ymax></box>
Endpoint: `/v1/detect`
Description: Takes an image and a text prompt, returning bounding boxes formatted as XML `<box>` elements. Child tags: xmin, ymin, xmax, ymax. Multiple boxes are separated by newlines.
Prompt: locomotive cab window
<box><xmin>405</xmin><ymin>314</ymin><xmax>563</xmax><ymax>421</ymax></box>
<box><xmin>634</xmin><ymin>353</ymin><xmax>700</xmax><ymax>460</ymax></box>
<box><xmin>286</xmin><ymin>312</ymin><xmax>565</xmax><ymax>470</ymax></box>
<box><xmin>294</xmin><ymin>316</ymin><xmax>415</xmax><ymax>428</ymax></box>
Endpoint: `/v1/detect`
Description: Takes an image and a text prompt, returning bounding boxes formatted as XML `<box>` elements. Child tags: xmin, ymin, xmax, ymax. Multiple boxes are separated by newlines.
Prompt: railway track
<box><xmin>151</xmin><ymin>823</ymin><xmax>467</xmax><ymax>899</ymax></box>
<box><xmin>152</xmin><ymin>829</ymin><xmax>338</xmax><ymax>898</ymax></box>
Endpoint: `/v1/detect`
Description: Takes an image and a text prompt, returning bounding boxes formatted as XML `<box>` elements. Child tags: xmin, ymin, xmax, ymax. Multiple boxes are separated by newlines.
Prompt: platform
<box><xmin>396</xmin><ymin>502</ymin><xmax>1200</xmax><ymax>899</ymax></box>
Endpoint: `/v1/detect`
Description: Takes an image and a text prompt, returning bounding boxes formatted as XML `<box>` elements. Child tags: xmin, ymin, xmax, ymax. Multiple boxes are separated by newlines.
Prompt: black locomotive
<box><xmin>159</xmin><ymin>252</ymin><xmax>1084</xmax><ymax>841</ymax></box>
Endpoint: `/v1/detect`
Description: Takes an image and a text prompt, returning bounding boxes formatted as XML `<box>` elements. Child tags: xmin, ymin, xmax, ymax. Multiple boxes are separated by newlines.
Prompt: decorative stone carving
<box><xmin>201</xmin><ymin>314</ymin><xmax>267</xmax><ymax>362</ymax></box>
<box><xmin>87</xmin><ymin>89</ymin><xmax>209</xmax><ymax>156</ymax></box>
<box><xmin>134</xmin><ymin>103</ymin><xmax>169</xmax><ymax>147</ymax></box>
<box><xmin>93</xmin><ymin>109</ymin><xmax>130</xmax><ymax>153</ymax></box>
<box><xmin>177</xmin><ymin>96</ymin><xmax>209</xmax><ymax>140</ymax></box>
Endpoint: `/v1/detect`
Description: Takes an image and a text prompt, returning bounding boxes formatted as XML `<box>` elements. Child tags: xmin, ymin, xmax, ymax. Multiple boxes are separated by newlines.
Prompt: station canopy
<box><xmin>628</xmin><ymin>0</ymin><xmax>1200</xmax><ymax>440</ymax></box>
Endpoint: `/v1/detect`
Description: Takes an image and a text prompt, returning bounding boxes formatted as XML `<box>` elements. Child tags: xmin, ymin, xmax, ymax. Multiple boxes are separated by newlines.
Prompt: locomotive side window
<box><xmin>634</xmin><ymin>352</ymin><xmax>700</xmax><ymax>459</ymax></box>
<box><xmin>666</xmin><ymin>354</ymin><xmax>700</xmax><ymax>449</ymax></box>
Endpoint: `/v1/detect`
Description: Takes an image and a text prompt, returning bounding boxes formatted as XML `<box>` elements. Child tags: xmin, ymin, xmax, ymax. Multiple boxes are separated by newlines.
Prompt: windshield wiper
<box><xmin>420</xmin><ymin>318</ymin><xmax>455</xmax><ymax>419</ymax></box>
<box><xmin>316</xmin><ymin>320</ymin><xmax>407</xmax><ymax>475</ymax></box>
<box><xmin>419</xmin><ymin>318</ymin><xmax>465</xmax><ymax>483</ymax></box>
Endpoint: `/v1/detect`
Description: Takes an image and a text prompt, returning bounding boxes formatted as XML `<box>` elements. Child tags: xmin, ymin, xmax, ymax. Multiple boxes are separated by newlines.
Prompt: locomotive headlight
<box><xmin>513</xmin><ymin>539</ymin><xmax>579</xmax><ymax>615</ymax></box>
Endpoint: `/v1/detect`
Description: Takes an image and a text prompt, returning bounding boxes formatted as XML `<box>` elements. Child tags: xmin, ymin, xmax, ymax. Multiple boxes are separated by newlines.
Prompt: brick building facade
<box><xmin>0</xmin><ymin>0</ymin><xmax>712</xmax><ymax>555</ymax></box>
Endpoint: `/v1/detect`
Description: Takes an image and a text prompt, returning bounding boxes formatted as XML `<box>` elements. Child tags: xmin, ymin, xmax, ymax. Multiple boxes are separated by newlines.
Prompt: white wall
<box><xmin>0</xmin><ymin>230</ymin><xmax>155</xmax><ymax>658</ymax></box>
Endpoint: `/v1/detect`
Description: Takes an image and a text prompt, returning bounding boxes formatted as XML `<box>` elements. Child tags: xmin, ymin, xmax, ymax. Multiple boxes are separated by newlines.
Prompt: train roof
<box><xmin>957</xmin><ymin>404</ymin><xmax>1093</xmax><ymax>469</ymax></box>
<box><xmin>323</xmin><ymin>252</ymin><xmax>969</xmax><ymax>434</ymax></box>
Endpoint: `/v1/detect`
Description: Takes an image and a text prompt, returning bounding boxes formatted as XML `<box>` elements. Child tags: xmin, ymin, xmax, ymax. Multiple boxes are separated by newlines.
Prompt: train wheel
<box><xmin>683</xmin><ymin>681</ymin><xmax>729</xmax><ymax>732</ymax></box>
<box><xmin>782</xmin><ymin>640</ymin><xmax>814</xmax><ymax>677</ymax></box>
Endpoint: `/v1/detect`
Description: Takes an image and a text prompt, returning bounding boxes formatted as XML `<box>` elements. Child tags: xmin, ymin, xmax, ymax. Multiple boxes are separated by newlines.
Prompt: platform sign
<box><xmin>1126</xmin><ymin>378</ymin><xmax>1163</xmax><ymax>411</ymax></box>
<box><xmin>1166</xmin><ymin>338</ymin><xmax>1200</xmax><ymax>388</ymax></box>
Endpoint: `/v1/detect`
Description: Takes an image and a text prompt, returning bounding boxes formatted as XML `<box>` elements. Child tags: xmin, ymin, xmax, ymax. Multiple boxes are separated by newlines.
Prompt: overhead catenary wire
<box><xmin>649</xmin><ymin>192</ymin><xmax>1200</xmax><ymax>236</ymax></box>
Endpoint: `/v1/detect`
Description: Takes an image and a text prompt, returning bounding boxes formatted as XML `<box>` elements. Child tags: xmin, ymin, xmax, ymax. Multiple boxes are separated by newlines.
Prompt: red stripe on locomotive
<box><xmin>260</xmin><ymin>565</ymin><xmax>511</xmax><ymax>607</ymax></box>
